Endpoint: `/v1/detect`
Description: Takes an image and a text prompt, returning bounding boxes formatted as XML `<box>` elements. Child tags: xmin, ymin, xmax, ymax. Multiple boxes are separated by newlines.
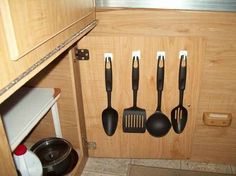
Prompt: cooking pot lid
<box><xmin>31</xmin><ymin>137</ymin><xmax>72</xmax><ymax>166</ymax></box>
<box><xmin>45</xmin><ymin>148</ymin><xmax>79</xmax><ymax>176</ymax></box>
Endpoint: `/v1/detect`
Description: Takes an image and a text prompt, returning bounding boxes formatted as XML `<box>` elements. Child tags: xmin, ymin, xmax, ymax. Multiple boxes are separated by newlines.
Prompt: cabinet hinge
<box><xmin>75</xmin><ymin>48</ymin><xmax>89</xmax><ymax>60</ymax></box>
<box><xmin>87</xmin><ymin>141</ymin><xmax>97</xmax><ymax>150</ymax></box>
<box><xmin>82</xmin><ymin>137</ymin><xmax>96</xmax><ymax>150</ymax></box>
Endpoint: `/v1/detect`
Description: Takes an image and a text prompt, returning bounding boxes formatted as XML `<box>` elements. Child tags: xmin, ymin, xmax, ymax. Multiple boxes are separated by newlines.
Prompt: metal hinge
<box><xmin>75</xmin><ymin>48</ymin><xmax>89</xmax><ymax>60</ymax></box>
<box><xmin>82</xmin><ymin>137</ymin><xmax>96</xmax><ymax>150</ymax></box>
<box><xmin>87</xmin><ymin>141</ymin><xmax>97</xmax><ymax>150</ymax></box>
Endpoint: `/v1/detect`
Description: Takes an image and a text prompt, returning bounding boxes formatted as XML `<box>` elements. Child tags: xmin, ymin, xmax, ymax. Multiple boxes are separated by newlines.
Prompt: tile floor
<box><xmin>81</xmin><ymin>158</ymin><xmax>236</xmax><ymax>176</ymax></box>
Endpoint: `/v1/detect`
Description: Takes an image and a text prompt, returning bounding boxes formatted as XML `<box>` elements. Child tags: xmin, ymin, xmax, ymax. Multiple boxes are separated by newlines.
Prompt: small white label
<box><xmin>104</xmin><ymin>53</ymin><xmax>113</xmax><ymax>61</ymax></box>
<box><xmin>157</xmin><ymin>51</ymin><xmax>165</xmax><ymax>60</ymax></box>
<box><xmin>132</xmin><ymin>50</ymin><xmax>141</xmax><ymax>59</ymax></box>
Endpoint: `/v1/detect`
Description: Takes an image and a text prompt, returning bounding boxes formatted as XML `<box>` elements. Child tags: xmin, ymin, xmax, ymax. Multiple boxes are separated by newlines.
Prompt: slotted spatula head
<box><xmin>123</xmin><ymin>107</ymin><xmax>146</xmax><ymax>133</ymax></box>
<box><xmin>171</xmin><ymin>106</ymin><xmax>188</xmax><ymax>134</ymax></box>
<box><xmin>122</xmin><ymin>56</ymin><xmax>146</xmax><ymax>133</ymax></box>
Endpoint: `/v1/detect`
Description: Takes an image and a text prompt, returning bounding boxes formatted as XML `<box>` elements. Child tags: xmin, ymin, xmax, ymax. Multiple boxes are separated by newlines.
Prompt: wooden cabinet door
<box><xmin>0</xmin><ymin>0</ymin><xmax>96</xmax><ymax>103</ymax></box>
<box><xmin>0</xmin><ymin>0</ymin><xmax>94</xmax><ymax>60</ymax></box>
<box><xmin>77</xmin><ymin>36</ymin><xmax>205</xmax><ymax>159</ymax></box>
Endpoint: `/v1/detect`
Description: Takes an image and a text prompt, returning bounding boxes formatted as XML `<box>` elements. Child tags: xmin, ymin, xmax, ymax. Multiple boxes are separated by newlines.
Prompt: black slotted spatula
<box><xmin>171</xmin><ymin>54</ymin><xmax>188</xmax><ymax>134</ymax></box>
<box><xmin>123</xmin><ymin>56</ymin><xmax>146</xmax><ymax>133</ymax></box>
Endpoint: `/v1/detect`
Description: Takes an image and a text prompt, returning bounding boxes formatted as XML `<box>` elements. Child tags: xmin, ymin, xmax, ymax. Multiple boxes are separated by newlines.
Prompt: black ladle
<box><xmin>102</xmin><ymin>57</ymin><xmax>118</xmax><ymax>136</ymax></box>
<box><xmin>146</xmin><ymin>56</ymin><xmax>171</xmax><ymax>137</ymax></box>
<box><xmin>171</xmin><ymin>55</ymin><xmax>188</xmax><ymax>134</ymax></box>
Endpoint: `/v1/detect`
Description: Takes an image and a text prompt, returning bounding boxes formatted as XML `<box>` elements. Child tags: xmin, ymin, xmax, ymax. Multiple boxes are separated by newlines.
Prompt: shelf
<box><xmin>0</xmin><ymin>87</ymin><xmax>61</xmax><ymax>151</ymax></box>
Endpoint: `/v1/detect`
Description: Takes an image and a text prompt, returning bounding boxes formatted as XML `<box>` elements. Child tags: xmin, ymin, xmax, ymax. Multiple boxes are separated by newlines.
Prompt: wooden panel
<box><xmin>0</xmin><ymin>0</ymin><xmax>94</xmax><ymax>60</ymax></box>
<box><xmin>0</xmin><ymin>115</ymin><xmax>17</xmax><ymax>176</ymax></box>
<box><xmin>26</xmin><ymin>51</ymin><xmax>80</xmax><ymax>148</ymax></box>
<box><xmin>0</xmin><ymin>12</ymin><xmax>96</xmax><ymax>104</ymax></box>
<box><xmin>69</xmin><ymin>48</ymin><xmax>88</xmax><ymax>176</ymax></box>
<box><xmin>92</xmin><ymin>9</ymin><xmax>236</xmax><ymax>39</ymax></box>
<box><xmin>78</xmin><ymin>36</ymin><xmax>203</xmax><ymax>159</ymax></box>
<box><xmin>191</xmin><ymin>38</ymin><xmax>236</xmax><ymax>164</ymax></box>
<box><xmin>25</xmin><ymin>48</ymin><xmax>88</xmax><ymax>175</ymax></box>
<box><xmin>84</xmin><ymin>9</ymin><xmax>236</xmax><ymax>164</ymax></box>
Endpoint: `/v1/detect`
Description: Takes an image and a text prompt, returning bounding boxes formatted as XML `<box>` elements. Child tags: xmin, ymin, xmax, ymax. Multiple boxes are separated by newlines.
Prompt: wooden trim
<box><xmin>67</xmin><ymin>47</ymin><xmax>88</xmax><ymax>175</ymax></box>
<box><xmin>0</xmin><ymin>115</ymin><xmax>17</xmax><ymax>176</ymax></box>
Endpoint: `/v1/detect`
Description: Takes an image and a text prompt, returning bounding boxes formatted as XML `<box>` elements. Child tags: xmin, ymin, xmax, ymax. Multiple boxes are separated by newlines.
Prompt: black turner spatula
<box><xmin>123</xmin><ymin>55</ymin><xmax>146</xmax><ymax>133</ymax></box>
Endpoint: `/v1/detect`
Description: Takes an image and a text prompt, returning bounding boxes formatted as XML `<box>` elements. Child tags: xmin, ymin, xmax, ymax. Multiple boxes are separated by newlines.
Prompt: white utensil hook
<box><xmin>179</xmin><ymin>50</ymin><xmax>188</xmax><ymax>60</ymax></box>
<box><xmin>157</xmin><ymin>51</ymin><xmax>165</xmax><ymax>60</ymax></box>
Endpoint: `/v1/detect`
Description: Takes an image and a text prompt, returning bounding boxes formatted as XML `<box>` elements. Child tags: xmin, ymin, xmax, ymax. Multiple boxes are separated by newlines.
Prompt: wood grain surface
<box><xmin>26</xmin><ymin>49</ymin><xmax>88</xmax><ymax>175</ymax></box>
<box><xmin>77</xmin><ymin>35</ymin><xmax>204</xmax><ymax>159</ymax></box>
<box><xmin>26</xmin><ymin>51</ymin><xmax>80</xmax><ymax>148</ymax></box>
<box><xmin>0</xmin><ymin>116</ymin><xmax>17</xmax><ymax>176</ymax></box>
<box><xmin>79</xmin><ymin>9</ymin><xmax>236</xmax><ymax>164</ymax></box>
<box><xmin>0</xmin><ymin>2</ymin><xmax>95</xmax><ymax>104</ymax></box>
<box><xmin>1</xmin><ymin>0</ymin><xmax>94</xmax><ymax>60</ymax></box>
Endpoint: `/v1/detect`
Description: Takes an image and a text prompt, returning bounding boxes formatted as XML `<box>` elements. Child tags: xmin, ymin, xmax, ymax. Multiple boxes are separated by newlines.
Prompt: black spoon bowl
<box><xmin>102</xmin><ymin>57</ymin><xmax>118</xmax><ymax>136</ymax></box>
<box><xmin>146</xmin><ymin>55</ymin><xmax>171</xmax><ymax>137</ymax></box>
<box><xmin>146</xmin><ymin>111</ymin><xmax>171</xmax><ymax>137</ymax></box>
<box><xmin>102</xmin><ymin>106</ymin><xmax>118</xmax><ymax>136</ymax></box>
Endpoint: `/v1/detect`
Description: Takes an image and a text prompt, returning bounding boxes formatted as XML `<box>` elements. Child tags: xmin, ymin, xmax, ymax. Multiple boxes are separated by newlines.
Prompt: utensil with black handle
<box><xmin>102</xmin><ymin>57</ymin><xmax>118</xmax><ymax>136</ymax></box>
<box><xmin>146</xmin><ymin>55</ymin><xmax>171</xmax><ymax>137</ymax></box>
<box><xmin>171</xmin><ymin>55</ymin><xmax>188</xmax><ymax>134</ymax></box>
<box><xmin>123</xmin><ymin>56</ymin><xmax>146</xmax><ymax>133</ymax></box>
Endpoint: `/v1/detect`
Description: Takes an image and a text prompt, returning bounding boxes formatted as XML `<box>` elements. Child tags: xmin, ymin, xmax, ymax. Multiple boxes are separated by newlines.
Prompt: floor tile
<box><xmin>181</xmin><ymin>160</ymin><xmax>232</xmax><ymax>174</ymax></box>
<box><xmin>131</xmin><ymin>158</ymin><xmax>181</xmax><ymax>169</ymax></box>
<box><xmin>231</xmin><ymin>165</ymin><xmax>236</xmax><ymax>174</ymax></box>
<box><xmin>128</xmin><ymin>165</ymin><xmax>233</xmax><ymax>176</ymax></box>
<box><xmin>81</xmin><ymin>171</ymin><xmax>123</xmax><ymax>176</ymax></box>
<box><xmin>83</xmin><ymin>157</ymin><xmax>131</xmax><ymax>175</ymax></box>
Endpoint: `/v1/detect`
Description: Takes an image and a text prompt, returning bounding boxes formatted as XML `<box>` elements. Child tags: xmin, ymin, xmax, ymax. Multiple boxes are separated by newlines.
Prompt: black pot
<box><xmin>30</xmin><ymin>137</ymin><xmax>78</xmax><ymax>176</ymax></box>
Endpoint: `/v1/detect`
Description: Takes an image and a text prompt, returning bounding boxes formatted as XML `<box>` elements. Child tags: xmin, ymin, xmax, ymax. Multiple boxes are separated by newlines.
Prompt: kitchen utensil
<box><xmin>123</xmin><ymin>56</ymin><xmax>146</xmax><ymax>133</ymax></box>
<box><xmin>171</xmin><ymin>55</ymin><xmax>188</xmax><ymax>134</ymax></box>
<box><xmin>30</xmin><ymin>137</ymin><xmax>78</xmax><ymax>176</ymax></box>
<box><xmin>102</xmin><ymin>56</ymin><xmax>118</xmax><ymax>136</ymax></box>
<box><xmin>146</xmin><ymin>55</ymin><xmax>171</xmax><ymax>137</ymax></box>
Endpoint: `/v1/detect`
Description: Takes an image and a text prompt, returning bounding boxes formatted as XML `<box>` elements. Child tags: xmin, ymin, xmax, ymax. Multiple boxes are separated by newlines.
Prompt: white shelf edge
<box><xmin>0</xmin><ymin>87</ymin><xmax>61</xmax><ymax>151</ymax></box>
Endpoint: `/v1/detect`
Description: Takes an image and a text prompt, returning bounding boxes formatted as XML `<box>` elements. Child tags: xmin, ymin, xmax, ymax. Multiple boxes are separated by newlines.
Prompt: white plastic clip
<box><xmin>157</xmin><ymin>51</ymin><xmax>165</xmax><ymax>60</ymax></box>
<box><xmin>179</xmin><ymin>50</ymin><xmax>188</xmax><ymax>59</ymax></box>
<box><xmin>132</xmin><ymin>50</ymin><xmax>141</xmax><ymax>60</ymax></box>
<box><xmin>104</xmin><ymin>53</ymin><xmax>113</xmax><ymax>61</ymax></box>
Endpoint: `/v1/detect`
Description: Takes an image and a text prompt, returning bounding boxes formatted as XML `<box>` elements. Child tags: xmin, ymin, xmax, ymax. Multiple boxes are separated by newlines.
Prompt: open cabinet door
<box><xmin>76</xmin><ymin>36</ymin><xmax>205</xmax><ymax>159</ymax></box>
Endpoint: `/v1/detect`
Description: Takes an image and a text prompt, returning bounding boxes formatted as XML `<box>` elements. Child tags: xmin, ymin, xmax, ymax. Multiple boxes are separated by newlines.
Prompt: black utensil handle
<box><xmin>156</xmin><ymin>56</ymin><xmax>165</xmax><ymax>111</ymax></box>
<box><xmin>179</xmin><ymin>55</ymin><xmax>187</xmax><ymax>105</ymax></box>
<box><xmin>132</xmin><ymin>56</ymin><xmax>139</xmax><ymax>107</ymax></box>
<box><xmin>157</xmin><ymin>56</ymin><xmax>164</xmax><ymax>91</ymax></box>
<box><xmin>105</xmin><ymin>57</ymin><xmax>112</xmax><ymax>107</ymax></box>
<box><xmin>179</xmin><ymin>55</ymin><xmax>187</xmax><ymax>91</ymax></box>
